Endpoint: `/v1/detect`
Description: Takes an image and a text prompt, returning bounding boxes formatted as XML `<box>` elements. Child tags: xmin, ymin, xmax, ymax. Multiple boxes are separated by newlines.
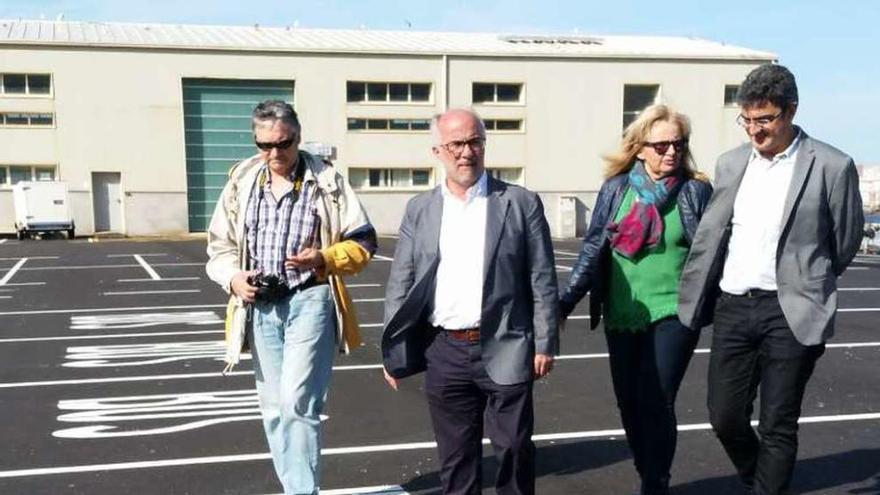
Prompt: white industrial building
<box><xmin>0</xmin><ymin>19</ymin><xmax>774</xmax><ymax>237</ymax></box>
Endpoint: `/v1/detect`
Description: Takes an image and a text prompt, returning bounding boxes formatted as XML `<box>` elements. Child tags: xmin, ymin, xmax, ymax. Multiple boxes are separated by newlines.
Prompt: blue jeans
<box><xmin>605</xmin><ymin>317</ymin><xmax>700</xmax><ymax>495</ymax></box>
<box><xmin>249</xmin><ymin>284</ymin><xmax>336</xmax><ymax>495</ymax></box>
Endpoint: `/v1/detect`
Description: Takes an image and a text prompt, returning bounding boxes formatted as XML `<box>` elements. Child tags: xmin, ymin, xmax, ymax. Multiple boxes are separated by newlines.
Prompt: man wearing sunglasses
<box><xmin>381</xmin><ymin>108</ymin><xmax>558</xmax><ymax>494</ymax></box>
<box><xmin>679</xmin><ymin>64</ymin><xmax>864</xmax><ymax>495</ymax></box>
<box><xmin>206</xmin><ymin>100</ymin><xmax>376</xmax><ymax>494</ymax></box>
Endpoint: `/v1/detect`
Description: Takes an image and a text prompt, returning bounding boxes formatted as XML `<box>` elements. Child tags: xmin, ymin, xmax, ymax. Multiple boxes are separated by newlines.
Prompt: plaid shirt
<box><xmin>245</xmin><ymin>164</ymin><xmax>321</xmax><ymax>289</ymax></box>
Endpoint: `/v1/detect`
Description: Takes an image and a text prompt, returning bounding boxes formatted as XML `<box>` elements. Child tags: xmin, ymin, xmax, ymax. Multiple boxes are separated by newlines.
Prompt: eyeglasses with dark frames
<box><xmin>255</xmin><ymin>137</ymin><xmax>296</xmax><ymax>151</ymax></box>
<box><xmin>736</xmin><ymin>110</ymin><xmax>784</xmax><ymax>129</ymax></box>
<box><xmin>438</xmin><ymin>137</ymin><xmax>486</xmax><ymax>157</ymax></box>
<box><xmin>644</xmin><ymin>139</ymin><xmax>688</xmax><ymax>155</ymax></box>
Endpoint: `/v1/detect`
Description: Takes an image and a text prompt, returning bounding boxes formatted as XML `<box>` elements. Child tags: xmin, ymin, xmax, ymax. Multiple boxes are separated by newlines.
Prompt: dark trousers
<box><xmin>606</xmin><ymin>317</ymin><xmax>699</xmax><ymax>495</ymax></box>
<box><xmin>424</xmin><ymin>332</ymin><xmax>535</xmax><ymax>495</ymax></box>
<box><xmin>708</xmin><ymin>292</ymin><xmax>825</xmax><ymax>495</ymax></box>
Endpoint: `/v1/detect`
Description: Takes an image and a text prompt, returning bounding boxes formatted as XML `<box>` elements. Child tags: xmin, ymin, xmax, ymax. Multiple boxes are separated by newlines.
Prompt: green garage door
<box><xmin>182</xmin><ymin>79</ymin><xmax>294</xmax><ymax>231</ymax></box>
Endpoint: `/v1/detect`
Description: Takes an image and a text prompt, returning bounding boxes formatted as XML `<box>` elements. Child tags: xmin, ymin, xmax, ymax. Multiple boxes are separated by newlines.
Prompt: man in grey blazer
<box><xmin>679</xmin><ymin>64</ymin><xmax>864</xmax><ymax>495</ymax></box>
<box><xmin>381</xmin><ymin>108</ymin><xmax>559</xmax><ymax>495</ymax></box>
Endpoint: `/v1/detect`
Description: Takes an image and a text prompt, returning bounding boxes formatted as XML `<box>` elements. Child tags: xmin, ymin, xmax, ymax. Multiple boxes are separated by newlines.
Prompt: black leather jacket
<box><xmin>559</xmin><ymin>173</ymin><xmax>713</xmax><ymax>328</ymax></box>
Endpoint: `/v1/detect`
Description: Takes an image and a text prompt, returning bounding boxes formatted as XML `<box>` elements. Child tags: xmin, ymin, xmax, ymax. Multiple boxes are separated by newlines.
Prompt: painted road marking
<box><xmin>3</xmin><ymin>281</ymin><xmax>46</xmax><ymax>286</ymax></box>
<box><xmin>71</xmin><ymin>311</ymin><xmax>221</xmax><ymax>329</ymax></box>
<box><xmin>0</xmin><ymin>239</ymin><xmax>6</xmax><ymax>245</ymax></box>
<box><xmin>20</xmin><ymin>262</ymin><xmax>205</xmax><ymax>271</ymax></box>
<box><xmin>0</xmin><ymin>296</ymin><xmax>11</xmax><ymax>299</ymax></box>
<box><xmin>0</xmin><ymin>256</ymin><xmax>57</xmax><ymax>260</ymax></box>
<box><xmin>318</xmin><ymin>486</ymin><xmax>408</xmax><ymax>495</ymax></box>
<box><xmin>108</xmin><ymin>253</ymin><xmax>167</xmax><ymax>258</ymax></box>
<box><xmin>63</xmin><ymin>341</ymin><xmax>232</xmax><ymax>367</ymax></box>
<box><xmin>556</xmin><ymin>265</ymin><xmax>573</xmax><ymax>272</ymax></box>
<box><xmin>3</xmin><ymin>340</ymin><xmax>878</xmax><ymax>389</ymax></box>
<box><xmin>0</xmin><ymin>330</ymin><xmax>224</xmax><ymax>344</ymax></box>
<box><xmin>133</xmin><ymin>254</ymin><xmax>161</xmax><ymax>280</ymax></box>
<box><xmin>103</xmin><ymin>289</ymin><xmax>201</xmax><ymax>296</ymax></box>
<box><xmin>373</xmin><ymin>255</ymin><xmax>394</xmax><ymax>261</ymax></box>
<box><xmin>118</xmin><ymin>277</ymin><xmax>200</xmax><ymax>282</ymax></box>
<box><xmin>2</xmin><ymin>411</ymin><xmax>879</xmax><ymax>478</ymax></box>
<box><xmin>0</xmin><ymin>257</ymin><xmax>27</xmax><ymax>285</ymax></box>
<box><xmin>346</xmin><ymin>283</ymin><xmax>382</xmax><ymax>288</ymax></box>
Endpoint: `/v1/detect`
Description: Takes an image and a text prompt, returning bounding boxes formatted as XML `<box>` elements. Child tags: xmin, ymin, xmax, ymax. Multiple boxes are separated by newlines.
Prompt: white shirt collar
<box><xmin>441</xmin><ymin>171</ymin><xmax>488</xmax><ymax>202</ymax></box>
<box><xmin>751</xmin><ymin>128</ymin><xmax>803</xmax><ymax>162</ymax></box>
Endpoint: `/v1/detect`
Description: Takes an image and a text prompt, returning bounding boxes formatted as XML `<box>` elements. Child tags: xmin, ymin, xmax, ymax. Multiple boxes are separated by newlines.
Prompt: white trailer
<box><xmin>12</xmin><ymin>181</ymin><xmax>76</xmax><ymax>239</ymax></box>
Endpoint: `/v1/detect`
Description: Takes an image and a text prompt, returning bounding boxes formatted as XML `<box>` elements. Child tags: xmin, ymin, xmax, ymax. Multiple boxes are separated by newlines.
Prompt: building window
<box><xmin>623</xmin><ymin>84</ymin><xmax>660</xmax><ymax>129</ymax></box>
<box><xmin>487</xmin><ymin>167</ymin><xmax>524</xmax><ymax>185</ymax></box>
<box><xmin>724</xmin><ymin>85</ymin><xmax>740</xmax><ymax>106</ymax></box>
<box><xmin>348</xmin><ymin>167</ymin><xmax>434</xmax><ymax>190</ymax></box>
<box><xmin>0</xmin><ymin>112</ymin><xmax>54</xmax><ymax>127</ymax></box>
<box><xmin>347</xmin><ymin>118</ymin><xmax>431</xmax><ymax>131</ymax></box>
<box><xmin>483</xmin><ymin>119</ymin><xmax>524</xmax><ymax>132</ymax></box>
<box><xmin>472</xmin><ymin>83</ymin><xmax>524</xmax><ymax>104</ymax></box>
<box><xmin>0</xmin><ymin>165</ymin><xmax>57</xmax><ymax>185</ymax></box>
<box><xmin>1</xmin><ymin>73</ymin><xmax>52</xmax><ymax>96</ymax></box>
<box><xmin>346</xmin><ymin>81</ymin><xmax>432</xmax><ymax>103</ymax></box>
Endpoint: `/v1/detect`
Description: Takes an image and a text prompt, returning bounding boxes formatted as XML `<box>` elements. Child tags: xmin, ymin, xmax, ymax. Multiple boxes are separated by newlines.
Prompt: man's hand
<box><xmin>230</xmin><ymin>270</ymin><xmax>258</xmax><ymax>303</ymax></box>
<box><xmin>286</xmin><ymin>248</ymin><xmax>326</xmax><ymax>272</ymax></box>
<box><xmin>534</xmin><ymin>353</ymin><xmax>555</xmax><ymax>379</ymax></box>
<box><xmin>383</xmin><ymin>368</ymin><xmax>400</xmax><ymax>391</ymax></box>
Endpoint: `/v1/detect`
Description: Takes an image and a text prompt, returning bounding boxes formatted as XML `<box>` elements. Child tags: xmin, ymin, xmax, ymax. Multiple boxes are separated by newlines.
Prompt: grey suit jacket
<box><xmin>381</xmin><ymin>177</ymin><xmax>560</xmax><ymax>385</ymax></box>
<box><xmin>679</xmin><ymin>130</ymin><xmax>864</xmax><ymax>345</ymax></box>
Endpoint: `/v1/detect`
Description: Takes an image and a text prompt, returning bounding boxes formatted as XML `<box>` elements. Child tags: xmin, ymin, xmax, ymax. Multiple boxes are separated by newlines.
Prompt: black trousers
<box><xmin>606</xmin><ymin>317</ymin><xmax>699</xmax><ymax>495</ymax></box>
<box><xmin>424</xmin><ymin>332</ymin><xmax>535</xmax><ymax>495</ymax></box>
<box><xmin>708</xmin><ymin>292</ymin><xmax>825</xmax><ymax>495</ymax></box>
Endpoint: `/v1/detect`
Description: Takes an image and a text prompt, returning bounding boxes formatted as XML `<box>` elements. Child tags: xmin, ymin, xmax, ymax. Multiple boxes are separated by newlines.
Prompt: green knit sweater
<box><xmin>605</xmin><ymin>187</ymin><xmax>689</xmax><ymax>332</ymax></box>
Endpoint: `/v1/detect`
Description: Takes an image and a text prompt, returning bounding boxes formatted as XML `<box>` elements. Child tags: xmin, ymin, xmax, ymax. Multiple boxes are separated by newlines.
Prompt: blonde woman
<box><xmin>559</xmin><ymin>104</ymin><xmax>712</xmax><ymax>495</ymax></box>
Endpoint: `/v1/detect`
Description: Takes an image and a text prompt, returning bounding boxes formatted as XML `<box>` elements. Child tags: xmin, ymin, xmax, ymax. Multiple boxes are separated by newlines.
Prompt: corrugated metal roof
<box><xmin>0</xmin><ymin>19</ymin><xmax>776</xmax><ymax>61</ymax></box>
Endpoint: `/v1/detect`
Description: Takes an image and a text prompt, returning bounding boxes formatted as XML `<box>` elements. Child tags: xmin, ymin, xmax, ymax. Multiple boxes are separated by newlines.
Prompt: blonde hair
<box><xmin>603</xmin><ymin>104</ymin><xmax>706</xmax><ymax>181</ymax></box>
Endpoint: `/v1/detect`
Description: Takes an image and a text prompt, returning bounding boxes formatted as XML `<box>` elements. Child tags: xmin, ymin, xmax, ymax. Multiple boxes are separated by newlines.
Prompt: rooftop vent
<box><xmin>499</xmin><ymin>35</ymin><xmax>603</xmax><ymax>46</ymax></box>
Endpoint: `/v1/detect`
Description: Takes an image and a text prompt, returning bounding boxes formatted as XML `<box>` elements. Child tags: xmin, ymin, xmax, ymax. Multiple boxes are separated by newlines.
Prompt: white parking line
<box><xmin>103</xmin><ymin>290</ymin><xmax>201</xmax><ymax>296</ymax></box>
<box><xmin>373</xmin><ymin>255</ymin><xmax>394</xmax><ymax>261</ymax></box>
<box><xmin>556</xmin><ymin>265</ymin><xmax>573</xmax><ymax>272</ymax></box>
<box><xmin>318</xmin><ymin>485</ymin><xmax>408</xmax><ymax>495</ymax></box>
<box><xmin>3</xmin><ymin>281</ymin><xmax>46</xmax><ymax>286</ymax></box>
<box><xmin>353</xmin><ymin>298</ymin><xmax>385</xmax><ymax>303</ymax></box>
<box><xmin>118</xmin><ymin>277</ymin><xmax>201</xmax><ymax>283</ymax></box>
<box><xmin>108</xmin><ymin>253</ymin><xmax>167</xmax><ymax>258</ymax></box>
<box><xmin>2</xmin><ymin>340</ymin><xmax>877</xmax><ymax>388</ymax></box>
<box><xmin>0</xmin><ymin>239</ymin><xmax>6</xmax><ymax>245</ymax></box>
<box><xmin>0</xmin><ymin>304</ymin><xmax>226</xmax><ymax>316</ymax></box>
<box><xmin>346</xmin><ymin>283</ymin><xmax>382</xmax><ymax>288</ymax></box>
<box><xmin>0</xmin><ymin>256</ymin><xmax>57</xmax><ymax>260</ymax></box>
<box><xmin>0</xmin><ymin>296</ymin><xmax>11</xmax><ymax>299</ymax></box>
<box><xmin>133</xmin><ymin>254</ymin><xmax>161</xmax><ymax>280</ymax></box>
<box><xmin>839</xmin><ymin>287</ymin><xmax>880</xmax><ymax>291</ymax></box>
<box><xmin>0</xmin><ymin>257</ymin><xmax>27</xmax><ymax>286</ymax></box>
<box><xmin>0</xmin><ymin>330</ymin><xmax>223</xmax><ymax>344</ymax></box>
<box><xmin>1</xmin><ymin>411</ymin><xmax>878</xmax><ymax>478</ymax></box>
<box><xmin>21</xmin><ymin>262</ymin><xmax>204</xmax><ymax>271</ymax></box>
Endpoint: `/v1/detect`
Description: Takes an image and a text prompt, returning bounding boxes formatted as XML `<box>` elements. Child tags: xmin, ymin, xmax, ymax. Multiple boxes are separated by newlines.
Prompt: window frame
<box><xmin>471</xmin><ymin>82</ymin><xmax>525</xmax><ymax>106</ymax></box>
<box><xmin>0</xmin><ymin>164</ymin><xmax>59</xmax><ymax>187</ymax></box>
<box><xmin>483</xmin><ymin>118</ymin><xmax>525</xmax><ymax>133</ymax></box>
<box><xmin>346</xmin><ymin>81</ymin><xmax>434</xmax><ymax>105</ymax></box>
<box><xmin>622</xmin><ymin>83</ymin><xmax>661</xmax><ymax>130</ymax></box>
<box><xmin>346</xmin><ymin>166</ymin><xmax>435</xmax><ymax>191</ymax></box>
<box><xmin>0</xmin><ymin>112</ymin><xmax>55</xmax><ymax>128</ymax></box>
<box><xmin>347</xmin><ymin>117</ymin><xmax>432</xmax><ymax>133</ymax></box>
<box><xmin>0</xmin><ymin>73</ymin><xmax>54</xmax><ymax>98</ymax></box>
<box><xmin>486</xmin><ymin>166</ymin><xmax>525</xmax><ymax>186</ymax></box>
<box><xmin>724</xmin><ymin>84</ymin><xmax>740</xmax><ymax>107</ymax></box>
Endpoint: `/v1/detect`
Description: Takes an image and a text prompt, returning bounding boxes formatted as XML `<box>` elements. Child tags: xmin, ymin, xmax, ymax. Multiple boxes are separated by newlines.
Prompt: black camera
<box><xmin>247</xmin><ymin>272</ymin><xmax>289</xmax><ymax>302</ymax></box>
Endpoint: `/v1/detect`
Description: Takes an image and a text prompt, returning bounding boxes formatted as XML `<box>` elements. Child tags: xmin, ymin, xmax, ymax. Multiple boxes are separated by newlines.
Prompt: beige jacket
<box><xmin>206</xmin><ymin>151</ymin><xmax>375</xmax><ymax>369</ymax></box>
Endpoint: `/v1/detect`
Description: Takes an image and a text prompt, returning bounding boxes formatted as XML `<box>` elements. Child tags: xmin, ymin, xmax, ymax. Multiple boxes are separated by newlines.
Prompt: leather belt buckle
<box><xmin>445</xmin><ymin>327</ymin><xmax>480</xmax><ymax>343</ymax></box>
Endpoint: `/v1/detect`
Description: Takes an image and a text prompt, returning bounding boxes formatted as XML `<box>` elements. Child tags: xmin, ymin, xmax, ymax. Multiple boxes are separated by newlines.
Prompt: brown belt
<box><xmin>438</xmin><ymin>326</ymin><xmax>480</xmax><ymax>343</ymax></box>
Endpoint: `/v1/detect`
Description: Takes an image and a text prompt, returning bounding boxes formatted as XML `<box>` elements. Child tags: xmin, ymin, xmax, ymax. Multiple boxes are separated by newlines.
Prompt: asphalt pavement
<box><xmin>0</xmin><ymin>236</ymin><xmax>877</xmax><ymax>495</ymax></box>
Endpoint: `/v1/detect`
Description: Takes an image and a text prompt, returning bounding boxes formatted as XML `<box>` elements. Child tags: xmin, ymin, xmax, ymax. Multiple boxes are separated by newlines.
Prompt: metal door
<box><xmin>92</xmin><ymin>172</ymin><xmax>122</xmax><ymax>232</ymax></box>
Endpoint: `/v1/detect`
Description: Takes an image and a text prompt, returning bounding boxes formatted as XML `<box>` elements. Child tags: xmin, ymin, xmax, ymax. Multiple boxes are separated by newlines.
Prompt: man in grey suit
<box><xmin>381</xmin><ymin>108</ymin><xmax>559</xmax><ymax>495</ymax></box>
<box><xmin>679</xmin><ymin>64</ymin><xmax>864</xmax><ymax>495</ymax></box>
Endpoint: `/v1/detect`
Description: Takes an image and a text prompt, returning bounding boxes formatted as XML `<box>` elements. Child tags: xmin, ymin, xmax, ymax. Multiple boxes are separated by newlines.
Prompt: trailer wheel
<box><xmin>67</xmin><ymin>228</ymin><xmax>75</xmax><ymax>239</ymax></box>
<box><xmin>16</xmin><ymin>229</ymin><xmax>24</xmax><ymax>240</ymax></box>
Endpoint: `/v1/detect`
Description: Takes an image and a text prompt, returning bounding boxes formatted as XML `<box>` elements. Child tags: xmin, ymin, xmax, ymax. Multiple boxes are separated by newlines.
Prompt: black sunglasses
<box><xmin>644</xmin><ymin>139</ymin><xmax>687</xmax><ymax>155</ymax></box>
<box><xmin>255</xmin><ymin>137</ymin><xmax>296</xmax><ymax>151</ymax></box>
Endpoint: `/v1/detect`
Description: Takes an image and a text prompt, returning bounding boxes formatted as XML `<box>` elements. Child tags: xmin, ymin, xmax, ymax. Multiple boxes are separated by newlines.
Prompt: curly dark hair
<box><xmin>737</xmin><ymin>64</ymin><xmax>799</xmax><ymax>110</ymax></box>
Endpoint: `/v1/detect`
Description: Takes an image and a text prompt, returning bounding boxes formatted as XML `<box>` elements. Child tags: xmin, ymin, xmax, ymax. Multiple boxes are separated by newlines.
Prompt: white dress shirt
<box><xmin>720</xmin><ymin>131</ymin><xmax>802</xmax><ymax>294</ymax></box>
<box><xmin>429</xmin><ymin>172</ymin><xmax>488</xmax><ymax>329</ymax></box>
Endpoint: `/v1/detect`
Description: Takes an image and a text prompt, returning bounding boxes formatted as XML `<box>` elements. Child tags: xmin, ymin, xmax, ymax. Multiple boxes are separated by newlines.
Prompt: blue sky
<box><xmin>3</xmin><ymin>0</ymin><xmax>879</xmax><ymax>164</ymax></box>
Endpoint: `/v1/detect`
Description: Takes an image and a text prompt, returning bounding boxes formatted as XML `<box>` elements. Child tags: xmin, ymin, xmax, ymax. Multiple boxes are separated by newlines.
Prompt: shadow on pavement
<box><xmin>674</xmin><ymin>448</ymin><xmax>880</xmax><ymax>495</ymax></box>
<box><xmin>400</xmin><ymin>438</ymin><xmax>631</xmax><ymax>494</ymax></box>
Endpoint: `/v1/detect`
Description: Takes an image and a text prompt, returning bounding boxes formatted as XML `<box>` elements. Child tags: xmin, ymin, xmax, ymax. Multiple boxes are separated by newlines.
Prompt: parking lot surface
<box><xmin>0</xmin><ymin>236</ymin><xmax>878</xmax><ymax>494</ymax></box>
